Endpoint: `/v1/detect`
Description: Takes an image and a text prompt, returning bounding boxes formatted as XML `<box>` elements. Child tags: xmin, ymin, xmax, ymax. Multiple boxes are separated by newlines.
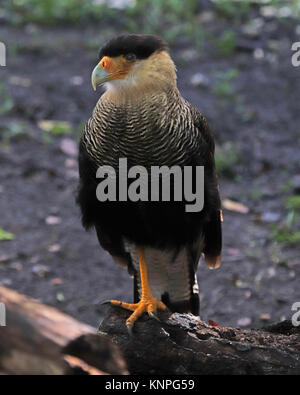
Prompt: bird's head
<box><xmin>91</xmin><ymin>34</ymin><xmax>176</xmax><ymax>94</ymax></box>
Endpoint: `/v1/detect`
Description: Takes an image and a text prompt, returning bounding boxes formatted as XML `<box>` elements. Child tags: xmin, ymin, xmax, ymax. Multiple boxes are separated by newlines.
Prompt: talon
<box><xmin>126</xmin><ymin>323</ymin><xmax>134</xmax><ymax>336</ymax></box>
<box><xmin>148</xmin><ymin>311</ymin><xmax>160</xmax><ymax>321</ymax></box>
<box><xmin>100</xmin><ymin>299</ymin><xmax>112</xmax><ymax>305</ymax></box>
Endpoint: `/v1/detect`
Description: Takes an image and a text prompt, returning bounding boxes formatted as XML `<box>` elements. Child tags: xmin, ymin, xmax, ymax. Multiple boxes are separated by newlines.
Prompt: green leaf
<box><xmin>0</xmin><ymin>228</ymin><xmax>15</xmax><ymax>241</ymax></box>
<box><xmin>38</xmin><ymin>120</ymin><xmax>72</xmax><ymax>136</ymax></box>
<box><xmin>56</xmin><ymin>292</ymin><xmax>65</xmax><ymax>302</ymax></box>
<box><xmin>285</xmin><ymin>195</ymin><xmax>300</xmax><ymax>211</ymax></box>
<box><xmin>0</xmin><ymin>84</ymin><xmax>14</xmax><ymax>116</ymax></box>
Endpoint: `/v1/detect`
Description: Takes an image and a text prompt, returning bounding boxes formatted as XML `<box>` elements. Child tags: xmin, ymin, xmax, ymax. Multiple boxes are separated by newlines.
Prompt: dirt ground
<box><xmin>0</xmin><ymin>12</ymin><xmax>299</xmax><ymax>330</ymax></box>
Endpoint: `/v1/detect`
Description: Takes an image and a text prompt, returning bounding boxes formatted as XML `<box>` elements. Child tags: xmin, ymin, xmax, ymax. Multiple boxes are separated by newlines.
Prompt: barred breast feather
<box><xmin>77</xmin><ymin>86</ymin><xmax>221</xmax><ymax>316</ymax></box>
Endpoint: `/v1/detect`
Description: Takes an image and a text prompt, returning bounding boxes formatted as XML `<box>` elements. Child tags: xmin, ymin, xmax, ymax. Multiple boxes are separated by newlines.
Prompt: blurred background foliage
<box><xmin>1</xmin><ymin>0</ymin><xmax>300</xmax><ymax>63</ymax></box>
<box><xmin>2</xmin><ymin>0</ymin><xmax>300</xmax><ymax>30</ymax></box>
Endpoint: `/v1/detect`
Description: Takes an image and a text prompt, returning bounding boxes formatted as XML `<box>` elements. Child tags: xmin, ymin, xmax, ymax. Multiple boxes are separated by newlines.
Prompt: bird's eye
<box><xmin>125</xmin><ymin>53</ymin><xmax>136</xmax><ymax>62</ymax></box>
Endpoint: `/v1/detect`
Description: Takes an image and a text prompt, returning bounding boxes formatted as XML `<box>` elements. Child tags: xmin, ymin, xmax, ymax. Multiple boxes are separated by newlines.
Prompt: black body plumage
<box><xmin>77</xmin><ymin>35</ymin><xmax>222</xmax><ymax>316</ymax></box>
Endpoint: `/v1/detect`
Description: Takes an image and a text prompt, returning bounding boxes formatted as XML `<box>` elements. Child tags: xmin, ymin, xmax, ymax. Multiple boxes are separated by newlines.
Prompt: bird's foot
<box><xmin>110</xmin><ymin>297</ymin><xmax>167</xmax><ymax>331</ymax></box>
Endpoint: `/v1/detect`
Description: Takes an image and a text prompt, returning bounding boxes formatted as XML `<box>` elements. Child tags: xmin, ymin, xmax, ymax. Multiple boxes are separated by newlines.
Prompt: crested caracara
<box><xmin>77</xmin><ymin>34</ymin><xmax>222</xmax><ymax>331</ymax></box>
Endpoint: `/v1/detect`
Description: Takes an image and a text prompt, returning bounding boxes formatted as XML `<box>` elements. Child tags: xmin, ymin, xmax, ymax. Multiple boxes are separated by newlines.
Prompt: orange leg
<box><xmin>110</xmin><ymin>246</ymin><xmax>166</xmax><ymax>330</ymax></box>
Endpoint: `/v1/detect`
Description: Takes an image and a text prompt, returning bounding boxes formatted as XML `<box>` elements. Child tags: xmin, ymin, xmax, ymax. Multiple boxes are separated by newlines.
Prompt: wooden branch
<box><xmin>0</xmin><ymin>286</ymin><xmax>127</xmax><ymax>375</ymax></box>
<box><xmin>99</xmin><ymin>306</ymin><xmax>300</xmax><ymax>375</ymax></box>
<box><xmin>1</xmin><ymin>285</ymin><xmax>300</xmax><ymax>375</ymax></box>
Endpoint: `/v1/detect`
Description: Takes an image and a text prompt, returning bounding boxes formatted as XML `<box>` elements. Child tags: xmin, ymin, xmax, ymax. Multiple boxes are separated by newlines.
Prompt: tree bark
<box><xmin>99</xmin><ymin>306</ymin><xmax>300</xmax><ymax>375</ymax></box>
<box><xmin>1</xmin><ymin>285</ymin><xmax>299</xmax><ymax>375</ymax></box>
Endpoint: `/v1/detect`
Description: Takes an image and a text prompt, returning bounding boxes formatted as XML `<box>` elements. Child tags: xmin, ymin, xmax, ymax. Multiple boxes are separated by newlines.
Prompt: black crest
<box><xmin>99</xmin><ymin>34</ymin><xmax>168</xmax><ymax>60</ymax></box>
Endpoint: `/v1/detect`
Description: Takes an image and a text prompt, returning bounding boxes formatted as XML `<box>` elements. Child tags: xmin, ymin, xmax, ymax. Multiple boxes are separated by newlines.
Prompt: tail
<box><xmin>203</xmin><ymin>210</ymin><xmax>222</xmax><ymax>270</ymax></box>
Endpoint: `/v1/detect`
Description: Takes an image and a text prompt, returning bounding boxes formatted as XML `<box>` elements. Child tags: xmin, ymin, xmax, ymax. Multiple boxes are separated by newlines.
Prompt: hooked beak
<box><xmin>91</xmin><ymin>63</ymin><xmax>109</xmax><ymax>91</ymax></box>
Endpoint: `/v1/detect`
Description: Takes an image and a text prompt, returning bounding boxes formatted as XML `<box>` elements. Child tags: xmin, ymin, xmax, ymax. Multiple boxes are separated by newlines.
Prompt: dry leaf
<box><xmin>65</xmin><ymin>158</ymin><xmax>77</xmax><ymax>169</ymax></box>
<box><xmin>223</xmin><ymin>199</ymin><xmax>249</xmax><ymax>214</ymax></box>
<box><xmin>227</xmin><ymin>248</ymin><xmax>239</xmax><ymax>256</ymax></box>
<box><xmin>190</xmin><ymin>72</ymin><xmax>210</xmax><ymax>88</ymax></box>
<box><xmin>48</xmin><ymin>244</ymin><xmax>61</xmax><ymax>253</ymax></box>
<box><xmin>11</xmin><ymin>262</ymin><xmax>23</xmax><ymax>271</ymax></box>
<box><xmin>32</xmin><ymin>264</ymin><xmax>51</xmax><ymax>278</ymax></box>
<box><xmin>60</xmin><ymin>138</ymin><xmax>78</xmax><ymax>157</ymax></box>
<box><xmin>38</xmin><ymin>120</ymin><xmax>72</xmax><ymax>135</ymax></box>
<box><xmin>208</xmin><ymin>320</ymin><xmax>219</xmax><ymax>327</ymax></box>
<box><xmin>52</xmin><ymin>278</ymin><xmax>63</xmax><ymax>286</ymax></box>
<box><xmin>70</xmin><ymin>76</ymin><xmax>83</xmax><ymax>86</ymax></box>
<box><xmin>45</xmin><ymin>216</ymin><xmax>62</xmax><ymax>225</ymax></box>
<box><xmin>9</xmin><ymin>75</ymin><xmax>32</xmax><ymax>87</ymax></box>
<box><xmin>259</xmin><ymin>313</ymin><xmax>271</xmax><ymax>321</ymax></box>
<box><xmin>237</xmin><ymin>317</ymin><xmax>252</xmax><ymax>327</ymax></box>
<box><xmin>244</xmin><ymin>291</ymin><xmax>251</xmax><ymax>299</ymax></box>
<box><xmin>0</xmin><ymin>254</ymin><xmax>11</xmax><ymax>263</ymax></box>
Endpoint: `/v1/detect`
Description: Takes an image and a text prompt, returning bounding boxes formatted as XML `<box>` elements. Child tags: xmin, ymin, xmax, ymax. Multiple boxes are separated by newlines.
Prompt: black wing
<box><xmin>77</xmin><ymin>138</ymin><xmax>134</xmax><ymax>274</ymax></box>
<box><xmin>189</xmin><ymin>105</ymin><xmax>222</xmax><ymax>269</ymax></box>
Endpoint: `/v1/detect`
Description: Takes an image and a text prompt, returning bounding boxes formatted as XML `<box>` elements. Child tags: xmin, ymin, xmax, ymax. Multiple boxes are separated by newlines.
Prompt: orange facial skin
<box><xmin>99</xmin><ymin>55</ymin><xmax>134</xmax><ymax>81</ymax></box>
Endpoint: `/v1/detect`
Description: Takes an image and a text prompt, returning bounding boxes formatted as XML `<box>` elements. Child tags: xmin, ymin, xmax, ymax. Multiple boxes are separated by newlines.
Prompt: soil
<box><xmin>0</xmin><ymin>14</ymin><xmax>299</xmax><ymax>330</ymax></box>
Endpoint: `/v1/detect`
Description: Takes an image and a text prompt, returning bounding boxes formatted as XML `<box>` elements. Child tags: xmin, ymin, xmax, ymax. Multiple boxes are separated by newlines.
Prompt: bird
<box><xmin>77</xmin><ymin>34</ymin><xmax>222</xmax><ymax>331</ymax></box>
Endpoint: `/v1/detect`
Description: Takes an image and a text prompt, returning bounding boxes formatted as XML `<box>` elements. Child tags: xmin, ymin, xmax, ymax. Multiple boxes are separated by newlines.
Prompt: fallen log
<box><xmin>1</xmin><ymin>285</ymin><xmax>300</xmax><ymax>375</ymax></box>
<box><xmin>0</xmin><ymin>286</ymin><xmax>127</xmax><ymax>375</ymax></box>
<box><xmin>99</xmin><ymin>306</ymin><xmax>300</xmax><ymax>375</ymax></box>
